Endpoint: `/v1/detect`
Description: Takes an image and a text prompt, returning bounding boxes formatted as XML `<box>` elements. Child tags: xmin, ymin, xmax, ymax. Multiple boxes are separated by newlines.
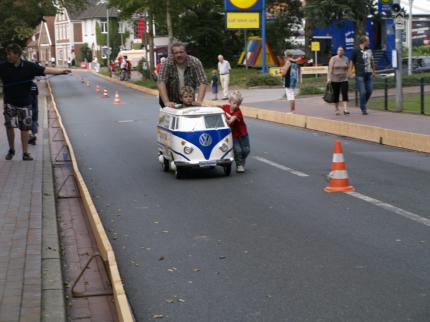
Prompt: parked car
<box><xmin>377</xmin><ymin>56</ymin><xmax>430</xmax><ymax>76</ymax></box>
<box><xmin>403</xmin><ymin>56</ymin><xmax>430</xmax><ymax>73</ymax></box>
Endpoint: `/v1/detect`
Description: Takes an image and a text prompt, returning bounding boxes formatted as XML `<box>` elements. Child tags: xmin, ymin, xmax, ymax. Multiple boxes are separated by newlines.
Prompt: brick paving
<box><xmin>0</xmin><ymin>100</ymin><xmax>44</xmax><ymax>322</ymax></box>
<box><xmin>0</xmin><ymin>81</ymin><xmax>118</xmax><ymax>322</ymax></box>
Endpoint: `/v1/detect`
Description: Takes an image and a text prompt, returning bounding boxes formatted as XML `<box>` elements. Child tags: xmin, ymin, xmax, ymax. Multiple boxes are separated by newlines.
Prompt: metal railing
<box><xmin>354</xmin><ymin>76</ymin><xmax>430</xmax><ymax>115</ymax></box>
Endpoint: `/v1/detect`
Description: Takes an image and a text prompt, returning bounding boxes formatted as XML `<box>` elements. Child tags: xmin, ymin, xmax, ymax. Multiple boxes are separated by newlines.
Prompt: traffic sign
<box><xmin>395</xmin><ymin>16</ymin><xmax>405</xmax><ymax>30</ymax></box>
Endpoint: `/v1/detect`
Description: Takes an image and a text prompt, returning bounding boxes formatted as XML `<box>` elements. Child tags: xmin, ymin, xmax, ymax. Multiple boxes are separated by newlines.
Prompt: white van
<box><xmin>157</xmin><ymin>106</ymin><xmax>234</xmax><ymax>179</ymax></box>
<box><xmin>115</xmin><ymin>50</ymin><xmax>146</xmax><ymax>68</ymax></box>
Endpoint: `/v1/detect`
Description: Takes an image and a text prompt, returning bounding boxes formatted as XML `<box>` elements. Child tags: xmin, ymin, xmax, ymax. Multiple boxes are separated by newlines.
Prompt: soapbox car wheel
<box><xmin>223</xmin><ymin>164</ymin><xmax>232</xmax><ymax>176</ymax></box>
<box><xmin>175</xmin><ymin>167</ymin><xmax>183</xmax><ymax>179</ymax></box>
<box><xmin>161</xmin><ymin>157</ymin><xmax>169</xmax><ymax>172</ymax></box>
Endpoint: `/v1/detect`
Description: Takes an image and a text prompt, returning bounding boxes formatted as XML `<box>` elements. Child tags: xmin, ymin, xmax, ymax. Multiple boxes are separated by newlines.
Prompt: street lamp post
<box><xmin>408</xmin><ymin>0</ymin><xmax>413</xmax><ymax>75</ymax></box>
<box><xmin>101</xmin><ymin>0</ymin><xmax>110</xmax><ymax>62</ymax></box>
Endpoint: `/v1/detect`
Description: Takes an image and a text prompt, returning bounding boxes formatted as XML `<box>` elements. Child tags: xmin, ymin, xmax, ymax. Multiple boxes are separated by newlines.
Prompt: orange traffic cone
<box><xmin>96</xmin><ymin>84</ymin><xmax>101</xmax><ymax>94</ymax></box>
<box><xmin>113</xmin><ymin>90</ymin><xmax>121</xmax><ymax>105</ymax></box>
<box><xmin>325</xmin><ymin>140</ymin><xmax>355</xmax><ymax>192</ymax></box>
<box><xmin>103</xmin><ymin>87</ymin><xmax>109</xmax><ymax>98</ymax></box>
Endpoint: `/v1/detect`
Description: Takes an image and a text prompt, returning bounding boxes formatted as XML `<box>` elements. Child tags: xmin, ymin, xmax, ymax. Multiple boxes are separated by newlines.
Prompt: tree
<box><xmin>174</xmin><ymin>0</ymin><xmax>243</xmax><ymax>67</ymax></box>
<box><xmin>304</xmin><ymin>0</ymin><xmax>376</xmax><ymax>44</ymax></box>
<box><xmin>266</xmin><ymin>0</ymin><xmax>304</xmax><ymax>55</ymax></box>
<box><xmin>96</xmin><ymin>19</ymin><xmax>127</xmax><ymax>64</ymax></box>
<box><xmin>80</xmin><ymin>43</ymin><xmax>93</xmax><ymax>62</ymax></box>
<box><xmin>0</xmin><ymin>0</ymin><xmax>86</xmax><ymax>58</ymax></box>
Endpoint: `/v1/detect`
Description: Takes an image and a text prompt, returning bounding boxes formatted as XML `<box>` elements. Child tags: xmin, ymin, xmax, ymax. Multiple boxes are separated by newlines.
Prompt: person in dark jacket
<box><xmin>350</xmin><ymin>36</ymin><xmax>376</xmax><ymax>115</ymax></box>
<box><xmin>28</xmin><ymin>81</ymin><xmax>38</xmax><ymax>145</ymax></box>
<box><xmin>0</xmin><ymin>43</ymin><xmax>71</xmax><ymax>160</ymax></box>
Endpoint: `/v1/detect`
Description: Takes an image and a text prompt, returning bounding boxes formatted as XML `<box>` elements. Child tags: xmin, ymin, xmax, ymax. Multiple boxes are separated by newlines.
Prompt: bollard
<box><xmin>384</xmin><ymin>77</ymin><xmax>388</xmax><ymax>111</ymax></box>
<box><xmin>420</xmin><ymin>78</ymin><xmax>425</xmax><ymax>115</ymax></box>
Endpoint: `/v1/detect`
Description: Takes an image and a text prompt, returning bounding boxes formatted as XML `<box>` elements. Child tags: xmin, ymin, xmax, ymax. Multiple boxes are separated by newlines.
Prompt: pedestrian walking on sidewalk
<box><xmin>281</xmin><ymin>51</ymin><xmax>300</xmax><ymax>113</ymax></box>
<box><xmin>350</xmin><ymin>36</ymin><xmax>376</xmax><ymax>115</ymax></box>
<box><xmin>218</xmin><ymin>54</ymin><xmax>231</xmax><ymax>100</ymax></box>
<box><xmin>0</xmin><ymin>43</ymin><xmax>71</xmax><ymax>160</ymax></box>
<box><xmin>28</xmin><ymin>81</ymin><xmax>39</xmax><ymax>145</ymax></box>
<box><xmin>210</xmin><ymin>70</ymin><xmax>219</xmax><ymax>100</ymax></box>
<box><xmin>220</xmin><ymin>90</ymin><xmax>250</xmax><ymax>173</ymax></box>
<box><xmin>327</xmin><ymin>47</ymin><xmax>350</xmax><ymax>115</ymax></box>
<box><xmin>158</xmin><ymin>42</ymin><xmax>208</xmax><ymax>108</ymax></box>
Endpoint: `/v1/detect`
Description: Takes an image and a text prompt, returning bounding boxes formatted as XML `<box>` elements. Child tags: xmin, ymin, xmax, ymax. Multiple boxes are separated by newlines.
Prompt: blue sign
<box><xmin>225</xmin><ymin>0</ymin><xmax>263</xmax><ymax>12</ymax></box>
<box><xmin>378</xmin><ymin>0</ymin><xmax>393</xmax><ymax>15</ymax></box>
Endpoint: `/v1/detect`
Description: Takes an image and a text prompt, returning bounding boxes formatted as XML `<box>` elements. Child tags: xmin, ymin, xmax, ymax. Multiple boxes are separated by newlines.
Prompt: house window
<box><xmin>118</xmin><ymin>21</ymin><xmax>125</xmax><ymax>34</ymax></box>
<box><xmin>101</xmin><ymin>21</ymin><xmax>108</xmax><ymax>34</ymax></box>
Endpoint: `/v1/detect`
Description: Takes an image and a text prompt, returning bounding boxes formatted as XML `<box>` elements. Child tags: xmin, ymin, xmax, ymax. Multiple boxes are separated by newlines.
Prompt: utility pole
<box><xmin>106</xmin><ymin>5</ymin><xmax>110</xmax><ymax>63</ymax></box>
<box><xmin>261</xmin><ymin>0</ymin><xmax>266</xmax><ymax>75</ymax></box>
<box><xmin>408</xmin><ymin>0</ymin><xmax>413</xmax><ymax>75</ymax></box>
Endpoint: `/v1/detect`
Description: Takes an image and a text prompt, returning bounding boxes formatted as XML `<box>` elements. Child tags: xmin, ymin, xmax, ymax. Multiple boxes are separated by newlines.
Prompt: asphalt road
<box><xmin>50</xmin><ymin>72</ymin><xmax>430</xmax><ymax>322</ymax></box>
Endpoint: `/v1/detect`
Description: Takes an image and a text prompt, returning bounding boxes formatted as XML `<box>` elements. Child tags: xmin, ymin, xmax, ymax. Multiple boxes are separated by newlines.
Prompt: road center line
<box><xmin>253</xmin><ymin>156</ymin><xmax>309</xmax><ymax>177</ymax></box>
<box><xmin>345</xmin><ymin>191</ymin><xmax>430</xmax><ymax>227</ymax></box>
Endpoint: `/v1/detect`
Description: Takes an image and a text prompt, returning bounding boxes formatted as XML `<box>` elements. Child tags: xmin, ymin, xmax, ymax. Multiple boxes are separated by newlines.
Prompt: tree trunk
<box><xmin>166</xmin><ymin>0</ymin><xmax>174</xmax><ymax>54</ymax></box>
<box><xmin>148</xmin><ymin>11</ymin><xmax>155</xmax><ymax>72</ymax></box>
<box><xmin>354</xmin><ymin>17</ymin><xmax>366</xmax><ymax>45</ymax></box>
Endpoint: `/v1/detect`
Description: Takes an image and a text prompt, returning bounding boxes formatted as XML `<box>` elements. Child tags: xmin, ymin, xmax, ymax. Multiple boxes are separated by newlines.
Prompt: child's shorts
<box><xmin>285</xmin><ymin>87</ymin><xmax>296</xmax><ymax>101</ymax></box>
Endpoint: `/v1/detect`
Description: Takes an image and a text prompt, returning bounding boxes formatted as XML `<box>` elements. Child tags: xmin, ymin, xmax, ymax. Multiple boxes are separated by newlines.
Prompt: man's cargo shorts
<box><xmin>3</xmin><ymin>103</ymin><xmax>33</xmax><ymax>131</ymax></box>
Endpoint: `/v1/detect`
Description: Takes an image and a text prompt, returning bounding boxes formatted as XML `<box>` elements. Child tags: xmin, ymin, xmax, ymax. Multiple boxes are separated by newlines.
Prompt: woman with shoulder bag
<box><xmin>327</xmin><ymin>47</ymin><xmax>350</xmax><ymax>115</ymax></box>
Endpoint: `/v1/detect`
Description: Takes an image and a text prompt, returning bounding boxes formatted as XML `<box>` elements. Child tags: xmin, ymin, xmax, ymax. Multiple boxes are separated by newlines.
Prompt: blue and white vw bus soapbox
<box><xmin>157</xmin><ymin>105</ymin><xmax>234</xmax><ymax>178</ymax></box>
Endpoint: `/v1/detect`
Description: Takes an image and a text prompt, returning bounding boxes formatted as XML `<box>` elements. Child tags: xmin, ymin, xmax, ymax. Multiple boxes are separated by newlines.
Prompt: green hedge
<box><xmin>246</xmin><ymin>75</ymin><xmax>283</xmax><ymax>87</ymax></box>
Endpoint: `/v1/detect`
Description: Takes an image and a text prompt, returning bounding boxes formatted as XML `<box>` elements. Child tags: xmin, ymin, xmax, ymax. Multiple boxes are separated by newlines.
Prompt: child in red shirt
<box><xmin>221</xmin><ymin>90</ymin><xmax>250</xmax><ymax>173</ymax></box>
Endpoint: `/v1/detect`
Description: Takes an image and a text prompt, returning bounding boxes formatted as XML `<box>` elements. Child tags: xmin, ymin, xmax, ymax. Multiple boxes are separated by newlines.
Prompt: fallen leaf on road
<box><xmin>192</xmin><ymin>268</ymin><xmax>200</xmax><ymax>272</ymax></box>
<box><xmin>219</xmin><ymin>256</ymin><xmax>226</xmax><ymax>260</ymax></box>
<box><xmin>152</xmin><ymin>314</ymin><xmax>164</xmax><ymax>319</ymax></box>
<box><xmin>159</xmin><ymin>256</ymin><xmax>165</xmax><ymax>261</ymax></box>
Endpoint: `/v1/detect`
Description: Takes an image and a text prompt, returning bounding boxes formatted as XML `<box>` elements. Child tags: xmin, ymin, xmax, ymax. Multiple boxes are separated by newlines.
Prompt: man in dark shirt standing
<box><xmin>158</xmin><ymin>42</ymin><xmax>208</xmax><ymax>108</ymax></box>
<box><xmin>0</xmin><ymin>44</ymin><xmax>71</xmax><ymax>160</ymax></box>
<box><xmin>350</xmin><ymin>36</ymin><xmax>376</xmax><ymax>115</ymax></box>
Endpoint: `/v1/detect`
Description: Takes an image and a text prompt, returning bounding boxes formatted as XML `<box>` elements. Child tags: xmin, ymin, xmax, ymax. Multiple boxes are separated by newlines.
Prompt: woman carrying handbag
<box><xmin>327</xmin><ymin>47</ymin><xmax>350</xmax><ymax>115</ymax></box>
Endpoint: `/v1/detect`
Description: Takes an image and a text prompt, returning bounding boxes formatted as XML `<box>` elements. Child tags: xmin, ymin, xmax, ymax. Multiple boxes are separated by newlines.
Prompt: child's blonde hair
<box><xmin>180</xmin><ymin>86</ymin><xmax>195</xmax><ymax>98</ymax></box>
<box><xmin>212</xmin><ymin>69</ymin><xmax>217</xmax><ymax>75</ymax></box>
<box><xmin>229</xmin><ymin>90</ymin><xmax>243</xmax><ymax>105</ymax></box>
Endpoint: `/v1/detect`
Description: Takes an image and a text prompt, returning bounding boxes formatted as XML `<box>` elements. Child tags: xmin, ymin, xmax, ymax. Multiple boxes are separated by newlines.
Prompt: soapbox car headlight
<box><xmin>184</xmin><ymin>146</ymin><xmax>194</xmax><ymax>154</ymax></box>
<box><xmin>219</xmin><ymin>143</ymin><xmax>229</xmax><ymax>152</ymax></box>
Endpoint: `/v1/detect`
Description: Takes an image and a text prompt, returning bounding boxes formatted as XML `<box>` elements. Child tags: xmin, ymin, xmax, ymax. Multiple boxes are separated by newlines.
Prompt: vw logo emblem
<box><xmin>199</xmin><ymin>133</ymin><xmax>212</xmax><ymax>147</ymax></box>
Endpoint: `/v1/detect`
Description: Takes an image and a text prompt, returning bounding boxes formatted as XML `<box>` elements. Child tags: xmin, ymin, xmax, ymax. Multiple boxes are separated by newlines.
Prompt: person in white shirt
<box><xmin>217</xmin><ymin>54</ymin><xmax>231</xmax><ymax>100</ymax></box>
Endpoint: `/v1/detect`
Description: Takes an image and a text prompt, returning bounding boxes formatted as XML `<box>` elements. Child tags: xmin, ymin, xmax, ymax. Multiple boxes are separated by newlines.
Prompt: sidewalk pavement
<box><xmin>0</xmin><ymin>85</ymin><xmax>65</xmax><ymax>322</ymax></box>
<box><xmin>224</xmin><ymin>87</ymin><xmax>430</xmax><ymax>136</ymax></box>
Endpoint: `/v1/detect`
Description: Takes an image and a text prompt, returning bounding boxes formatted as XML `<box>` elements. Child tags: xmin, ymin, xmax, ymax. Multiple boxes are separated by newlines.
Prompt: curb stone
<box><xmin>41</xmin><ymin>91</ymin><xmax>67</xmax><ymax>322</ymax></box>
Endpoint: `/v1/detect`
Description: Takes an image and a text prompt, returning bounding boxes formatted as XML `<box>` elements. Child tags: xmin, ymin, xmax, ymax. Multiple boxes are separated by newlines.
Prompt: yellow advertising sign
<box><xmin>226</xmin><ymin>12</ymin><xmax>260</xmax><ymax>29</ymax></box>
<box><xmin>269</xmin><ymin>67</ymin><xmax>282</xmax><ymax>77</ymax></box>
<box><xmin>311</xmin><ymin>41</ymin><xmax>320</xmax><ymax>52</ymax></box>
<box><xmin>230</xmin><ymin>0</ymin><xmax>258</xmax><ymax>9</ymax></box>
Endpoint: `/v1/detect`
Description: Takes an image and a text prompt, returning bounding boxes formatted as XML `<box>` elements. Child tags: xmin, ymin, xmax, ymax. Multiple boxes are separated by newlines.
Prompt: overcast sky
<box><xmin>400</xmin><ymin>0</ymin><xmax>430</xmax><ymax>14</ymax></box>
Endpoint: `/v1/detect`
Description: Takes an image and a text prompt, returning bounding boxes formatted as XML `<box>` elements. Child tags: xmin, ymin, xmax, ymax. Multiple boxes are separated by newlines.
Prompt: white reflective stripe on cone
<box><xmin>328</xmin><ymin>170</ymin><xmax>349</xmax><ymax>180</ymax></box>
<box><xmin>332</xmin><ymin>153</ymin><xmax>344</xmax><ymax>163</ymax></box>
